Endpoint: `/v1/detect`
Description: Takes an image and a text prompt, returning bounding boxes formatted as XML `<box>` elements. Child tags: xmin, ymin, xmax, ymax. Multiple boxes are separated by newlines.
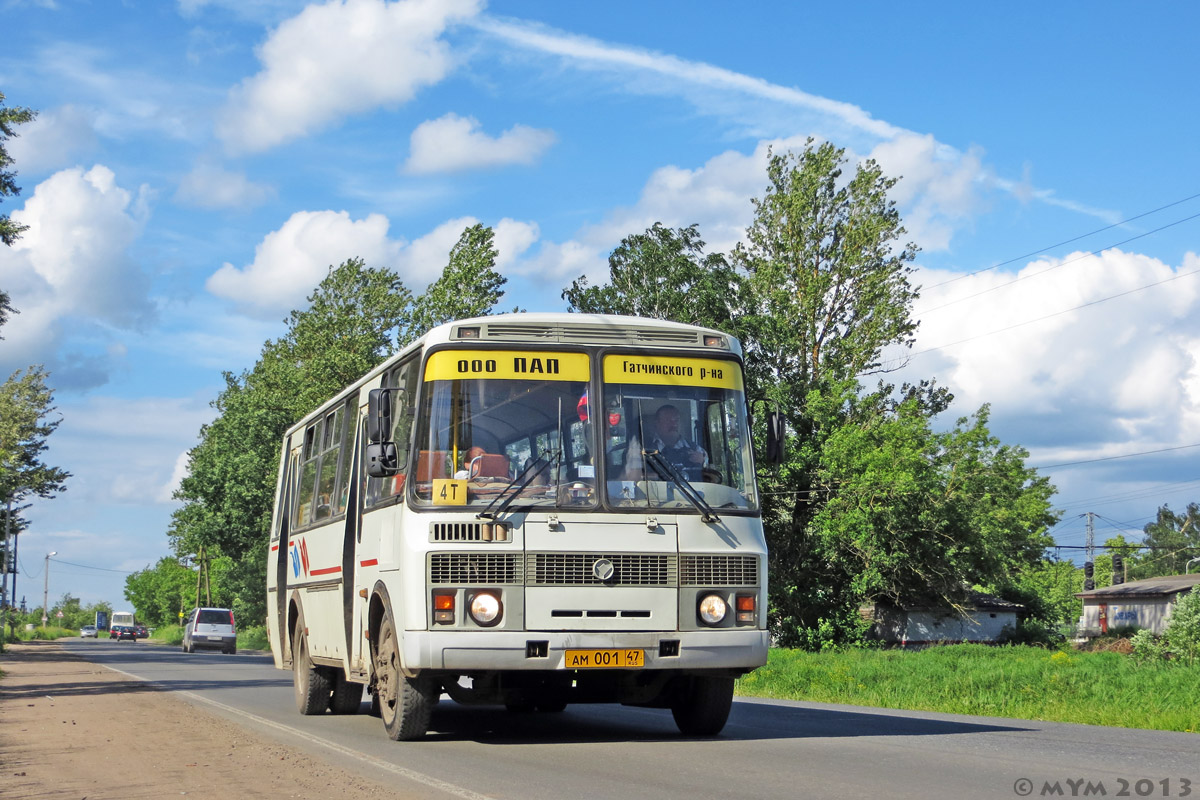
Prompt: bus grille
<box><xmin>429</xmin><ymin>522</ymin><xmax>498</xmax><ymax>542</ymax></box>
<box><xmin>428</xmin><ymin>553</ymin><xmax>523</xmax><ymax>585</ymax></box>
<box><xmin>679</xmin><ymin>555</ymin><xmax>759</xmax><ymax>586</ymax></box>
<box><xmin>526</xmin><ymin>553</ymin><xmax>677</xmax><ymax>586</ymax></box>
<box><xmin>482</xmin><ymin>322</ymin><xmax>701</xmax><ymax>347</ymax></box>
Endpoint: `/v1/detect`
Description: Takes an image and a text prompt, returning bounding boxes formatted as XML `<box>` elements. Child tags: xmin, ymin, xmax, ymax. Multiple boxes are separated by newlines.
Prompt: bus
<box><xmin>265</xmin><ymin>313</ymin><xmax>772</xmax><ymax>740</ymax></box>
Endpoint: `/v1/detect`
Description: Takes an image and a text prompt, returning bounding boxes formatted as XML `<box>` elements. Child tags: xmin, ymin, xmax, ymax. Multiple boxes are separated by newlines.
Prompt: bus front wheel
<box><xmin>375</xmin><ymin>612</ymin><xmax>434</xmax><ymax>741</ymax></box>
<box><xmin>293</xmin><ymin>626</ymin><xmax>331</xmax><ymax>715</ymax></box>
<box><xmin>670</xmin><ymin>675</ymin><xmax>734</xmax><ymax>736</ymax></box>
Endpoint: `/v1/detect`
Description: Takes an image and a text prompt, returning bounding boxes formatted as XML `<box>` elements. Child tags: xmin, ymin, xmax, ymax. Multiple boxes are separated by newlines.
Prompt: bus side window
<box><xmin>295</xmin><ymin>421</ymin><xmax>321</xmax><ymax>527</ymax></box>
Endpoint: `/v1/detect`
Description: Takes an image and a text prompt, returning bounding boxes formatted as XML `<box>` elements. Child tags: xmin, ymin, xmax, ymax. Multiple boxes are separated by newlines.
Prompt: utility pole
<box><xmin>1085</xmin><ymin>512</ymin><xmax>1096</xmax><ymax>564</ymax></box>
<box><xmin>42</xmin><ymin>551</ymin><xmax>56</xmax><ymax>628</ymax></box>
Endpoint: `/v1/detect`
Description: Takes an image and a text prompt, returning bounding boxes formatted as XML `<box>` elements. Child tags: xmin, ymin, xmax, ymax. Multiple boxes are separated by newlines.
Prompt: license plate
<box><xmin>564</xmin><ymin>649</ymin><xmax>643</xmax><ymax>669</ymax></box>
<box><xmin>207</xmin><ymin>636</ymin><xmax>223</xmax><ymax>641</ymax></box>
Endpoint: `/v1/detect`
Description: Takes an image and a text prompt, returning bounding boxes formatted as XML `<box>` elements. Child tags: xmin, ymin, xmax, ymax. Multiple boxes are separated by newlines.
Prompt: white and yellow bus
<box><xmin>266</xmin><ymin>313</ymin><xmax>771</xmax><ymax>740</ymax></box>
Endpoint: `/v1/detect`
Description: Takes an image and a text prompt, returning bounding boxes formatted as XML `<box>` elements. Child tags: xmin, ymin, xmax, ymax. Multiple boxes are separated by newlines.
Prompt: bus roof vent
<box><xmin>482</xmin><ymin>321</ymin><xmax>702</xmax><ymax>346</ymax></box>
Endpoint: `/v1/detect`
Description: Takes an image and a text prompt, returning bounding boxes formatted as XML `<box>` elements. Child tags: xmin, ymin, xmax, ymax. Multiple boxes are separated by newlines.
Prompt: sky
<box><xmin>1</xmin><ymin>0</ymin><xmax>1198</xmax><ymax>610</ymax></box>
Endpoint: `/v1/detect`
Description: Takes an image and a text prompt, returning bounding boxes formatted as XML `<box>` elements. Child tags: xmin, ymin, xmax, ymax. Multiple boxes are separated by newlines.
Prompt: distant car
<box><xmin>80</xmin><ymin>625</ymin><xmax>97</xmax><ymax>638</ymax></box>
<box><xmin>110</xmin><ymin>625</ymin><xmax>138</xmax><ymax>641</ymax></box>
<box><xmin>135</xmin><ymin>624</ymin><xmax>148</xmax><ymax>638</ymax></box>
<box><xmin>182</xmin><ymin>607</ymin><xmax>237</xmax><ymax>654</ymax></box>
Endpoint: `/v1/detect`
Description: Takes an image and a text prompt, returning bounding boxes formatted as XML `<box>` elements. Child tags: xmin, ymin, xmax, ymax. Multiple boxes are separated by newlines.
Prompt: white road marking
<box><xmin>101</xmin><ymin>663</ymin><xmax>495</xmax><ymax>800</ymax></box>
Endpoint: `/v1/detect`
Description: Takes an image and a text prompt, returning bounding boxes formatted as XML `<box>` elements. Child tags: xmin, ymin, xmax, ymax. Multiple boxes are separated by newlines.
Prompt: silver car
<box><xmin>182</xmin><ymin>607</ymin><xmax>237</xmax><ymax>654</ymax></box>
<box><xmin>80</xmin><ymin>624</ymin><xmax>97</xmax><ymax>638</ymax></box>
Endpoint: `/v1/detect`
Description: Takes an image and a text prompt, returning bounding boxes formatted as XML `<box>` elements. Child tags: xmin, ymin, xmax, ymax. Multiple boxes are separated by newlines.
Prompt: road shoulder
<box><xmin>0</xmin><ymin>640</ymin><xmax>417</xmax><ymax>799</ymax></box>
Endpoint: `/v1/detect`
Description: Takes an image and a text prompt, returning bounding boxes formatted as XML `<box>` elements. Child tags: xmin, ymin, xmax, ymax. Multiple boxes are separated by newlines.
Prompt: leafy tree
<box><xmin>1164</xmin><ymin>587</ymin><xmax>1200</xmax><ymax>664</ymax></box>
<box><xmin>560</xmin><ymin>140</ymin><xmax>1058</xmax><ymax>648</ymax></box>
<box><xmin>1134</xmin><ymin>504</ymin><xmax>1199</xmax><ymax>578</ymax></box>
<box><xmin>1</xmin><ymin>367</ymin><xmax>70</xmax><ymax>586</ymax></box>
<box><xmin>0</xmin><ymin>289</ymin><xmax>13</xmax><ymax>334</ymax></box>
<box><xmin>124</xmin><ymin>557</ymin><xmax>206</xmax><ymax>626</ymax></box>
<box><xmin>410</xmin><ymin>223</ymin><xmax>507</xmax><ymax>333</ymax></box>
<box><xmin>1</xmin><ymin>91</ymin><xmax>36</xmax><ymax>246</ymax></box>
<box><xmin>563</xmin><ymin>223</ymin><xmax>746</xmax><ymax>330</ymax></box>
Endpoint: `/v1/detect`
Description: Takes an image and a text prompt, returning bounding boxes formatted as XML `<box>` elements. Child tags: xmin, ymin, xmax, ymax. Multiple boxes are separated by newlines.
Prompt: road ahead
<box><xmin>63</xmin><ymin>638</ymin><xmax>1199</xmax><ymax>800</ymax></box>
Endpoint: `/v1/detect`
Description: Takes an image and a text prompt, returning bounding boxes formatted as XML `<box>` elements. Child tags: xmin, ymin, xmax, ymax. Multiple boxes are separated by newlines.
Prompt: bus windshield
<box><xmin>600</xmin><ymin>353</ymin><xmax>757</xmax><ymax>512</ymax></box>
<box><xmin>412</xmin><ymin>350</ymin><xmax>596</xmax><ymax>509</ymax></box>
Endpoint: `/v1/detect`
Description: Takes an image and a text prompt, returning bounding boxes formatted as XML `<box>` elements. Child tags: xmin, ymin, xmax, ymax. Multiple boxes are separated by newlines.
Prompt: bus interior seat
<box><xmin>470</xmin><ymin>454</ymin><xmax>510</xmax><ymax>480</ymax></box>
<box><xmin>416</xmin><ymin>450</ymin><xmax>449</xmax><ymax>481</ymax></box>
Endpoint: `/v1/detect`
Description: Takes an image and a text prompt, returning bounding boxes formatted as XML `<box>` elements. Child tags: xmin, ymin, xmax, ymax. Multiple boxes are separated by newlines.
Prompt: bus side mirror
<box><xmin>366</xmin><ymin>442</ymin><xmax>398</xmax><ymax>478</ymax></box>
<box><xmin>367</xmin><ymin>388</ymin><xmax>393</xmax><ymax>443</ymax></box>
<box><xmin>765</xmin><ymin>411</ymin><xmax>785</xmax><ymax>464</ymax></box>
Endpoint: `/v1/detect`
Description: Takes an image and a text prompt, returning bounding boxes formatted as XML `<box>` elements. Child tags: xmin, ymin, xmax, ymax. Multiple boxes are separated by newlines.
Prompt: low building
<box><xmin>863</xmin><ymin>593</ymin><xmax>1025</xmax><ymax>647</ymax></box>
<box><xmin>1076</xmin><ymin>573</ymin><xmax>1200</xmax><ymax>636</ymax></box>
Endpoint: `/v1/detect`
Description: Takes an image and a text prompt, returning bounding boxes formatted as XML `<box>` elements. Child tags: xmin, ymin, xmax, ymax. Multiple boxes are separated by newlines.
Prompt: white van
<box><xmin>182</xmin><ymin>607</ymin><xmax>237</xmax><ymax>654</ymax></box>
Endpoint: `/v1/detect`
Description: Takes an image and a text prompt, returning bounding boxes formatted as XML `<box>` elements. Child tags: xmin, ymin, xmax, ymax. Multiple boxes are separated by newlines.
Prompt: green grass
<box><xmin>736</xmin><ymin>645</ymin><xmax>1200</xmax><ymax>733</ymax></box>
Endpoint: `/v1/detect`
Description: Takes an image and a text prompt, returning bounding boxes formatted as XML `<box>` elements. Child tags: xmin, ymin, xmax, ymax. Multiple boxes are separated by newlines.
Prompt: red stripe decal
<box><xmin>360</xmin><ymin>559</ymin><xmax>378</xmax><ymax>567</ymax></box>
<box><xmin>270</xmin><ymin>545</ymin><xmax>279</xmax><ymax>552</ymax></box>
<box><xmin>309</xmin><ymin>566</ymin><xmax>342</xmax><ymax>576</ymax></box>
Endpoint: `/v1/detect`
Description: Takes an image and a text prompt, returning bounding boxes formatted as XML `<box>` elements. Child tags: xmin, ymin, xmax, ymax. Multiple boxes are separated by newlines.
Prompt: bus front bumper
<box><xmin>401</xmin><ymin>628</ymin><xmax>769</xmax><ymax>672</ymax></box>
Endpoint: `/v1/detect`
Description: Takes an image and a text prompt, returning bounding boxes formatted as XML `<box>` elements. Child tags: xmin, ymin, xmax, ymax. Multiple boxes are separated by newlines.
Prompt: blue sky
<box><xmin>2</xmin><ymin>0</ymin><xmax>1198</xmax><ymax>608</ymax></box>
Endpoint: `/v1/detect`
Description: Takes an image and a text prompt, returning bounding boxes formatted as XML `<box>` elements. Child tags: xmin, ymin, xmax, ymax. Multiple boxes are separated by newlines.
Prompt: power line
<box><xmin>47</xmin><ymin>557</ymin><xmax>136</xmax><ymax>575</ymax></box>
<box><xmin>906</xmin><ymin>264</ymin><xmax>1200</xmax><ymax>359</ymax></box>
<box><xmin>923</xmin><ymin>190</ymin><xmax>1200</xmax><ymax>291</ymax></box>
<box><xmin>1034</xmin><ymin>442</ymin><xmax>1200</xmax><ymax>470</ymax></box>
<box><xmin>918</xmin><ymin>210</ymin><xmax>1200</xmax><ymax>314</ymax></box>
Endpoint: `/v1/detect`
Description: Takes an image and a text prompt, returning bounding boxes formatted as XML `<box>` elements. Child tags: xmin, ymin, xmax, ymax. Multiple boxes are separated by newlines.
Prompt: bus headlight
<box><xmin>468</xmin><ymin>591</ymin><xmax>502</xmax><ymax>627</ymax></box>
<box><xmin>698</xmin><ymin>593</ymin><xmax>728</xmax><ymax>625</ymax></box>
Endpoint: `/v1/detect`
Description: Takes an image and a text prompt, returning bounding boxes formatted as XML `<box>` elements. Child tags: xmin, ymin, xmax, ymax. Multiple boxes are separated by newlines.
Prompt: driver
<box><xmin>626</xmin><ymin>404</ymin><xmax>707</xmax><ymax>481</ymax></box>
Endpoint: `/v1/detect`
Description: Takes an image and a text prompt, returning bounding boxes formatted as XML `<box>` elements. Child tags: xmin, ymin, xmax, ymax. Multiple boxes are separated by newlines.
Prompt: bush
<box><xmin>1164</xmin><ymin>587</ymin><xmax>1200</xmax><ymax>664</ymax></box>
<box><xmin>1130</xmin><ymin>629</ymin><xmax>1168</xmax><ymax>664</ymax></box>
<box><xmin>999</xmin><ymin>619</ymin><xmax>1068</xmax><ymax>648</ymax></box>
<box><xmin>237</xmin><ymin>625</ymin><xmax>269</xmax><ymax>651</ymax></box>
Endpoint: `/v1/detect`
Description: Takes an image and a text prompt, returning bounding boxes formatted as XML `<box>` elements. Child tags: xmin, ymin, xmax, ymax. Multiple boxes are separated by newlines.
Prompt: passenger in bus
<box><xmin>625</xmin><ymin>403</ymin><xmax>707</xmax><ymax>481</ymax></box>
<box><xmin>453</xmin><ymin>446</ymin><xmax>488</xmax><ymax>479</ymax></box>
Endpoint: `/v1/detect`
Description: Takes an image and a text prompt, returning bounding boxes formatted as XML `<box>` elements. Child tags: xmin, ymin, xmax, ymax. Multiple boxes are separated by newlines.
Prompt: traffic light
<box><xmin>1112</xmin><ymin>554</ymin><xmax>1125</xmax><ymax>585</ymax></box>
<box><xmin>1084</xmin><ymin>561</ymin><xmax>1095</xmax><ymax>592</ymax></box>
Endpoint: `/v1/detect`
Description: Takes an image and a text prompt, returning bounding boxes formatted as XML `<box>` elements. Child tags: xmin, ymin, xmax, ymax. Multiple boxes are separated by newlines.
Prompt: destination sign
<box><xmin>603</xmin><ymin>354</ymin><xmax>743</xmax><ymax>389</ymax></box>
<box><xmin>424</xmin><ymin>350</ymin><xmax>590</xmax><ymax>382</ymax></box>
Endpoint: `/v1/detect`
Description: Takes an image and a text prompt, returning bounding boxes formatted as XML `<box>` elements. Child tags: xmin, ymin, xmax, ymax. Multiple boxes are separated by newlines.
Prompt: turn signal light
<box><xmin>433</xmin><ymin>592</ymin><xmax>455</xmax><ymax>624</ymax></box>
<box><xmin>736</xmin><ymin>594</ymin><xmax>756</xmax><ymax>624</ymax></box>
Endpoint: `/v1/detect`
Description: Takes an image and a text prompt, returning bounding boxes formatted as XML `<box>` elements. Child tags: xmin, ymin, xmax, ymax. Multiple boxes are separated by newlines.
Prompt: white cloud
<box><xmin>0</xmin><ymin>165</ymin><xmax>153</xmax><ymax>384</ymax></box>
<box><xmin>205</xmin><ymin>209</ymin><xmax>405</xmax><ymax>317</ymax></box>
<box><xmin>892</xmin><ymin>249</ymin><xmax>1200</xmax><ymax>455</ymax></box>
<box><xmin>5</xmin><ymin>104</ymin><xmax>97</xmax><ymax>175</ymax></box>
<box><xmin>174</xmin><ymin>162</ymin><xmax>276</xmax><ymax>209</ymax></box>
<box><xmin>404</xmin><ymin>113</ymin><xmax>557</xmax><ymax>174</ymax></box>
<box><xmin>216</xmin><ymin>0</ymin><xmax>482</xmax><ymax>153</ymax></box>
<box><xmin>206</xmin><ymin>210</ymin><xmax>541</xmax><ymax>317</ymax></box>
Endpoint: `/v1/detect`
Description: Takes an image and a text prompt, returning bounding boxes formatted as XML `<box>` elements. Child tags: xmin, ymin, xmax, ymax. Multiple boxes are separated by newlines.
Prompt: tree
<box><xmin>563</xmin><ymin>223</ymin><xmax>746</xmax><ymax>331</ymax></box>
<box><xmin>409</xmin><ymin>223</ymin><xmax>507</xmax><ymax>333</ymax></box>
<box><xmin>124</xmin><ymin>557</ymin><xmax>207</xmax><ymax>627</ymax></box>
<box><xmin>1135</xmin><ymin>504</ymin><xmax>1199</xmax><ymax>578</ymax></box>
<box><xmin>1</xmin><ymin>91</ymin><xmax>36</xmax><ymax>246</ymax></box>
<box><xmin>0</xmin><ymin>367</ymin><xmax>70</xmax><ymax>558</ymax></box>
<box><xmin>559</xmin><ymin>140</ymin><xmax>1058</xmax><ymax>648</ymax></box>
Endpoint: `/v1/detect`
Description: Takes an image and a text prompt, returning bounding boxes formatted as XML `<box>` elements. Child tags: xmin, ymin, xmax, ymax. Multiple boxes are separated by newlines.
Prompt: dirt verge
<box><xmin>0</xmin><ymin>640</ymin><xmax>418</xmax><ymax>799</ymax></box>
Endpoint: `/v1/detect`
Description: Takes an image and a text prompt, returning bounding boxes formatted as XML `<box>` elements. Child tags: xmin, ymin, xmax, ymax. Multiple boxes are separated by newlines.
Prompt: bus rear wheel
<box><xmin>330</xmin><ymin>673</ymin><xmax>364</xmax><ymax>715</ymax></box>
<box><xmin>375</xmin><ymin>612</ymin><xmax>434</xmax><ymax>740</ymax></box>
<box><xmin>293</xmin><ymin>626</ymin><xmax>331</xmax><ymax>715</ymax></box>
<box><xmin>670</xmin><ymin>675</ymin><xmax>734</xmax><ymax>736</ymax></box>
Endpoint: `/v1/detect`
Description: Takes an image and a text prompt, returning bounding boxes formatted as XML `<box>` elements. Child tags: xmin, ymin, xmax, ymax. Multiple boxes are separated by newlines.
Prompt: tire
<box><xmin>292</xmin><ymin>626</ymin><xmax>331</xmax><ymax>715</ymax></box>
<box><xmin>670</xmin><ymin>675</ymin><xmax>734</xmax><ymax>737</ymax></box>
<box><xmin>330</xmin><ymin>673</ymin><xmax>363</xmax><ymax>715</ymax></box>
<box><xmin>374</xmin><ymin>612</ymin><xmax>434</xmax><ymax>740</ymax></box>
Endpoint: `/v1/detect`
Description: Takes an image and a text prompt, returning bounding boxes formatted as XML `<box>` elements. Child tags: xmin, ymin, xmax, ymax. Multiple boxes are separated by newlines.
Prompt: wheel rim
<box><xmin>375</xmin><ymin>623</ymin><xmax>399</xmax><ymax>724</ymax></box>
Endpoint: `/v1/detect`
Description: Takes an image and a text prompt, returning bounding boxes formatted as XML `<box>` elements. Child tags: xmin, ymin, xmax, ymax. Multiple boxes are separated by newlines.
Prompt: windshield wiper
<box><xmin>643</xmin><ymin>450</ymin><xmax>720</xmax><ymax>523</ymax></box>
<box><xmin>477</xmin><ymin>451</ymin><xmax>557</xmax><ymax>520</ymax></box>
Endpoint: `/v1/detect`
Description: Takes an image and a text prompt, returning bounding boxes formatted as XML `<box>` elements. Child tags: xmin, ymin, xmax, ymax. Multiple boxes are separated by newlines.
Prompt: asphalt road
<box><xmin>63</xmin><ymin>638</ymin><xmax>1200</xmax><ymax>800</ymax></box>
